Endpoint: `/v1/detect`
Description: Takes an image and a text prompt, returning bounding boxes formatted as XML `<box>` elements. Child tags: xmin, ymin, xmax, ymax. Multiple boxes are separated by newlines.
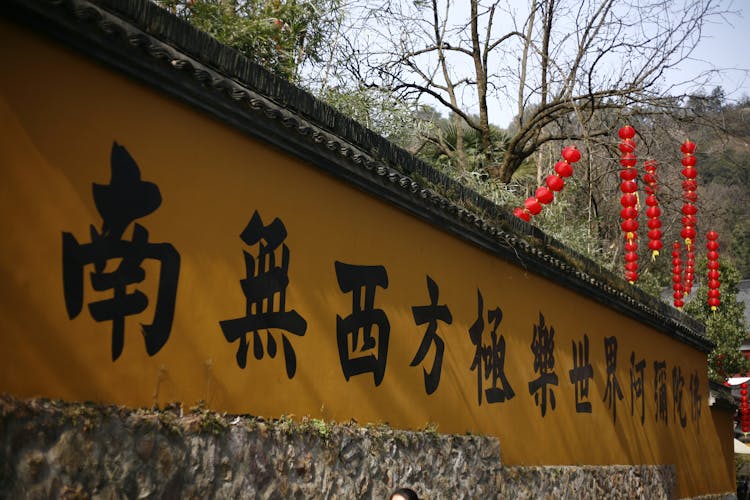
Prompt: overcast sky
<box><xmin>664</xmin><ymin>1</ymin><xmax>749</xmax><ymax>102</ymax></box>
<box><xmin>484</xmin><ymin>1</ymin><xmax>750</xmax><ymax>127</ymax></box>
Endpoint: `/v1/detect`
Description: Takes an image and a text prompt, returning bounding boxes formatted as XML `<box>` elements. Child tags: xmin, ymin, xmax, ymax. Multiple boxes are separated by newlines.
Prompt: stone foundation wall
<box><xmin>0</xmin><ymin>396</ymin><xmax>681</xmax><ymax>499</ymax></box>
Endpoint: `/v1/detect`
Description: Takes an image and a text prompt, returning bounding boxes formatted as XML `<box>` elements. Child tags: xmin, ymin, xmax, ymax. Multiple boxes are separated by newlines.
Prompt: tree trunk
<box><xmin>470</xmin><ymin>0</ymin><xmax>491</xmax><ymax>168</ymax></box>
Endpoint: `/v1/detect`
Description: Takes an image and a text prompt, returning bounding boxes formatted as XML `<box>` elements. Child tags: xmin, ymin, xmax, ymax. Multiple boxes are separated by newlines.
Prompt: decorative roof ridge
<box><xmin>3</xmin><ymin>0</ymin><xmax>711</xmax><ymax>351</ymax></box>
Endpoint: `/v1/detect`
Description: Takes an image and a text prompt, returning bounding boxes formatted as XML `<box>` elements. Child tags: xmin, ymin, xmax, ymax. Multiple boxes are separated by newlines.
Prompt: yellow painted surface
<box><xmin>0</xmin><ymin>21</ymin><xmax>734</xmax><ymax>497</ymax></box>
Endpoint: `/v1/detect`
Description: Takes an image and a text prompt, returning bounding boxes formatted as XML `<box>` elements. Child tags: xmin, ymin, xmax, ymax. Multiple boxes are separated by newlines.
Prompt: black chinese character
<box><xmin>469</xmin><ymin>290</ymin><xmax>514</xmax><ymax>405</ymax></box>
<box><xmin>602</xmin><ymin>336</ymin><xmax>624</xmax><ymax>423</ymax></box>
<box><xmin>690</xmin><ymin>370</ymin><xmax>702</xmax><ymax>429</ymax></box>
<box><xmin>630</xmin><ymin>351</ymin><xmax>646</xmax><ymax>425</ymax></box>
<box><xmin>411</xmin><ymin>276</ymin><xmax>452</xmax><ymax>395</ymax></box>
<box><xmin>672</xmin><ymin>366</ymin><xmax>687</xmax><ymax>428</ymax></box>
<box><xmin>335</xmin><ymin>261</ymin><xmax>390</xmax><ymax>386</ymax></box>
<box><xmin>219</xmin><ymin>211</ymin><xmax>307</xmax><ymax>378</ymax></box>
<box><xmin>654</xmin><ymin>360</ymin><xmax>668</xmax><ymax>424</ymax></box>
<box><xmin>62</xmin><ymin>142</ymin><xmax>180</xmax><ymax>361</ymax></box>
<box><xmin>569</xmin><ymin>334</ymin><xmax>593</xmax><ymax>413</ymax></box>
<box><xmin>528</xmin><ymin>313</ymin><xmax>557</xmax><ymax>417</ymax></box>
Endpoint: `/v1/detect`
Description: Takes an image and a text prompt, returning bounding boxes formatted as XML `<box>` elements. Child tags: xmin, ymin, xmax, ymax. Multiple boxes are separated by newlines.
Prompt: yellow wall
<box><xmin>0</xmin><ymin>21</ymin><xmax>734</xmax><ymax>497</ymax></box>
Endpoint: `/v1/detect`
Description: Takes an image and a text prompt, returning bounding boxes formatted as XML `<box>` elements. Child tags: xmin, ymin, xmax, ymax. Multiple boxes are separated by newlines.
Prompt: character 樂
<box><xmin>220</xmin><ymin>211</ymin><xmax>307</xmax><ymax>378</ymax></box>
<box><xmin>528</xmin><ymin>313</ymin><xmax>557</xmax><ymax>416</ymax></box>
<box><xmin>335</xmin><ymin>261</ymin><xmax>390</xmax><ymax>386</ymax></box>
<box><xmin>62</xmin><ymin>142</ymin><xmax>180</xmax><ymax>361</ymax></box>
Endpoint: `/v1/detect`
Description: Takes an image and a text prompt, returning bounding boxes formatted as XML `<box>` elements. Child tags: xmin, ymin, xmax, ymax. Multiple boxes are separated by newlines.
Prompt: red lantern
<box><xmin>513</xmin><ymin>207</ymin><xmax>531</xmax><ymax>221</ymax></box>
<box><xmin>646</xmin><ymin>206</ymin><xmax>661</xmax><ymax>218</ymax></box>
<box><xmin>514</xmin><ymin>145</ymin><xmax>581</xmax><ymax>221</ymax></box>
<box><xmin>620</xmin><ymin>153</ymin><xmax>637</xmax><ymax>167</ymax></box>
<box><xmin>621</xmin><ymin>219</ymin><xmax>639</xmax><ymax>233</ymax></box>
<box><xmin>681</xmin><ymin>155</ymin><xmax>697</xmax><ymax>167</ymax></box>
<box><xmin>561</xmin><ymin>146</ymin><xmax>582</xmax><ymax>163</ymax></box>
<box><xmin>706</xmin><ymin>231</ymin><xmax>721</xmax><ymax>311</ymax></box>
<box><xmin>681</xmin><ymin>140</ymin><xmax>696</xmax><ymax>154</ymax></box>
<box><xmin>535</xmin><ymin>186</ymin><xmax>554</xmax><ymax>205</ymax></box>
<box><xmin>681</xmin><ymin>204</ymin><xmax>698</xmax><ymax>216</ymax></box>
<box><xmin>620</xmin><ymin>168</ymin><xmax>637</xmax><ymax>181</ymax></box>
<box><xmin>621</xmin><ymin>206</ymin><xmax>637</xmax><ymax>219</ymax></box>
<box><xmin>545</xmin><ymin>174</ymin><xmax>565</xmax><ymax>192</ymax></box>
<box><xmin>619</xmin><ymin>126</ymin><xmax>639</xmax><ymax>283</ymax></box>
<box><xmin>524</xmin><ymin>197</ymin><xmax>542</xmax><ymax>215</ymax></box>
<box><xmin>620</xmin><ymin>193</ymin><xmax>637</xmax><ymax>207</ymax></box>
<box><xmin>554</xmin><ymin>160</ymin><xmax>574</xmax><ymax>178</ymax></box>
<box><xmin>680</xmin><ymin>140</ymin><xmax>698</xmax><ymax>250</ymax></box>
<box><xmin>619</xmin><ymin>125</ymin><xmax>636</xmax><ymax>140</ymax></box>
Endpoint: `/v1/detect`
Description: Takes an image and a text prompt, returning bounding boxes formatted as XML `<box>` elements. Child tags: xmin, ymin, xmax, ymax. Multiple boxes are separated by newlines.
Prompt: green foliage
<box><xmin>416</xmin><ymin>119</ymin><xmax>511</xmax><ymax>174</ymax></box>
<box><xmin>320</xmin><ymin>86</ymin><xmax>423</xmax><ymax>143</ymax></box>
<box><xmin>158</xmin><ymin>0</ymin><xmax>342</xmax><ymax>81</ymax></box>
<box><xmin>701</xmin><ymin>148</ymin><xmax>750</xmax><ymax>187</ymax></box>
<box><xmin>684</xmin><ymin>259</ymin><xmax>749</xmax><ymax>381</ymax></box>
<box><xmin>730</xmin><ymin>220</ymin><xmax>750</xmax><ymax>279</ymax></box>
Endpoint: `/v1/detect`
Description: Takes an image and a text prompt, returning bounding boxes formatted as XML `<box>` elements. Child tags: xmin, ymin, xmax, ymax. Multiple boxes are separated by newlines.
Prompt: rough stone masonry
<box><xmin>1</xmin><ymin>395</ymin><xmax>680</xmax><ymax>499</ymax></box>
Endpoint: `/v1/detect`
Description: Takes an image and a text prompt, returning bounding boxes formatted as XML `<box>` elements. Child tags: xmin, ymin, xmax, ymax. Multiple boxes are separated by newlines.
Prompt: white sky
<box><xmin>335</xmin><ymin>0</ymin><xmax>750</xmax><ymax>128</ymax></box>
<box><xmin>662</xmin><ymin>1</ymin><xmax>750</xmax><ymax>99</ymax></box>
<box><xmin>484</xmin><ymin>1</ymin><xmax>750</xmax><ymax>127</ymax></box>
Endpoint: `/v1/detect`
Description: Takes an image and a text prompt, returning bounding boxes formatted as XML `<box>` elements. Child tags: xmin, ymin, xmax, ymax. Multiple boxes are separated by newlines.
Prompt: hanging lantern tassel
<box><xmin>643</xmin><ymin>159</ymin><xmax>663</xmax><ymax>260</ymax></box>
<box><xmin>513</xmin><ymin>145</ymin><xmax>581</xmax><ymax>221</ymax></box>
<box><xmin>706</xmin><ymin>230</ymin><xmax>721</xmax><ymax>311</ymax></box>
<box><xmin>671</xmin><ymin>241</ymin><xmax>684</xmax><ymax>309</ymax></box>
<box><xmin>618</xmin><ymin>125</ymin><xmax>639</xmax><ymax>283</ymax></box>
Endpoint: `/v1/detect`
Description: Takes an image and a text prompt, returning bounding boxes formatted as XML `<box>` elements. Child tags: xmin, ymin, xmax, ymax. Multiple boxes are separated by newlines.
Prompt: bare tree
<box><xmin>341</xmin><ymin>0</ymin><xmax>734</xmax><ymax>181</ymax></box>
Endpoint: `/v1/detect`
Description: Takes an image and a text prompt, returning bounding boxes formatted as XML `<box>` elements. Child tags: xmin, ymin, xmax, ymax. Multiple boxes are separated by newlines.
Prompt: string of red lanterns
<box><xmin>643</xmin><ymin>159</ymin><xmax>663</xmax><ymax>259</ymax></box>
<box><xmin>680</xmin><ymin>140</ymin><xmax>698</xmax><ymax>296</ymax></box>
<box><xmin>741</xmin><ymin>382</ymin><xmax>750</xmax><ymax>435</ymax></box>
<box><xmin>706</xmin><ymin>230</ymin><xmax>721</xmax><ymax>311</ymax></box>
<box><xmin>513</xmin><ymin>146</ymin><xmax>581</xmax><ymax>222</ymax></box>
<box><xmin>671</xmin><ymin>241</ymin><xmax>684</xmax><ymax>309</ymax></box>
<box><xmin>513</xmin><ymin>131</ymin><xmax>718</xmax><ymax>314</ymax></box>
<box><xmin>618</xmin><ymin>125</ymin><xmax>639</xmax><ymax>284</ymax></box>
